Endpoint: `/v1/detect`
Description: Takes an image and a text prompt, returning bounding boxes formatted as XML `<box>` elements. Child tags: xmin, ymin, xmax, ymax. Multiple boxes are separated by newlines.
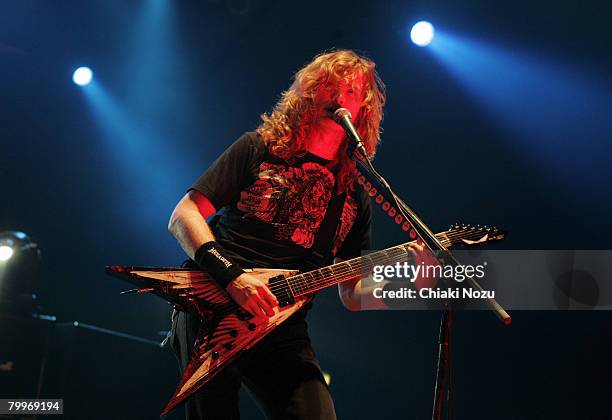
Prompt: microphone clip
<box><xmin>332</xmin><ymin>108</ymin><xmax>369</xmax><ymax>159</ymax></box>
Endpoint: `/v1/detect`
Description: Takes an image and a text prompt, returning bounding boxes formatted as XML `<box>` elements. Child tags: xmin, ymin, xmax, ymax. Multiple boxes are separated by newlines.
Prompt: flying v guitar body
<box><xmin>106</xmin><ymin>266</ymin><xmax>309</xmax><ymax>416</ymax></box>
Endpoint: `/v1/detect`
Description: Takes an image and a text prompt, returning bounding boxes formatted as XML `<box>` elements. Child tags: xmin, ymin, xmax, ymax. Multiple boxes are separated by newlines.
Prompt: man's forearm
<box><xmin>168</xmin><ymin>204</ymin><xmax>216</xmax><ymax>260</ymax></box>
<box><xmin>339</xmin><ymin>279</ymin><xmax>391</xmax><ymax>311</ymax></box>
<box><xmin>168</xmin><ymin>194</ymin><xmax>277</xmax><ymax>315</ymax></box>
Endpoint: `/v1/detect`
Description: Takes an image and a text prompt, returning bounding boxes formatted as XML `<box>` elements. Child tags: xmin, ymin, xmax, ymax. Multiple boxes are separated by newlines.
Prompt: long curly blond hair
<box><xmin>257</xmin><ymin>49</ymin><xmax>386</xmax><ymax>192</ymax></box>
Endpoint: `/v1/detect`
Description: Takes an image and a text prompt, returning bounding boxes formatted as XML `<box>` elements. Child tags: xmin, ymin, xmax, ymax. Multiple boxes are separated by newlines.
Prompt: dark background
<box><xmin>1</xmin><ymin>1</ymin><xmax>611</xmax><ymax>419</ymax></box>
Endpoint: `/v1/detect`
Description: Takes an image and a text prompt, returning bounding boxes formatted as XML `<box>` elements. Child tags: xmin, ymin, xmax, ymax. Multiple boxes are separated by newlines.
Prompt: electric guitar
<box><xmin>106</xmin><ymin>223</ymin><xmax>504</xmax><ymax>416</ymax></box>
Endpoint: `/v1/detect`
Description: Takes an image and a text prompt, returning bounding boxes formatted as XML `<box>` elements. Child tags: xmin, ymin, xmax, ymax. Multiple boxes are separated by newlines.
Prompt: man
<box><xmin>167</xmin><ymin>49</ymin><xmax>386</xmax><ymax>419</ymax></box>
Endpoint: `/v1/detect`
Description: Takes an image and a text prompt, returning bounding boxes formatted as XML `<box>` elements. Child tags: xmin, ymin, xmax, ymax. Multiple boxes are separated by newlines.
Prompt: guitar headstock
<box><xmin>444</xmin><ymin>223</ymin><xmax>506</xmax><ymax>247</ymax></box>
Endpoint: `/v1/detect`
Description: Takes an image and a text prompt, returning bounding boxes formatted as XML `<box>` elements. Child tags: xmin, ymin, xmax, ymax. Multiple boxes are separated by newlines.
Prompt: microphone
<box><xmin>333</xmin><ymin>108</ymin><xmax>368</xmax><ymax>157</ymax></box>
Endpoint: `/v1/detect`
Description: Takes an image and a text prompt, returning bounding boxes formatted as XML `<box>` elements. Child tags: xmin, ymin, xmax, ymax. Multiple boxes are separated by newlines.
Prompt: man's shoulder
<box><xmin>221</xmin><ymin>131</ymin><xmax>268</xmax><ymax>163</ymax></box>
<box><xmin>235</xmin><ymin>131</ymin><xmax>266</xmax><ymax>151</ymax></box>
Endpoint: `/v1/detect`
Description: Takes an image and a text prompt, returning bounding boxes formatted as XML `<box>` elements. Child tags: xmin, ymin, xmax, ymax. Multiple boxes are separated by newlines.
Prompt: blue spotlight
<box><xmin>72</xmin><ymin>67</ymin><xmax>93</xmax><ymax>86</ymax></box>
<box><xmin>411</xmin><ymin>21</ymin><xmax>435</xmax><ymax>47</ymax></box>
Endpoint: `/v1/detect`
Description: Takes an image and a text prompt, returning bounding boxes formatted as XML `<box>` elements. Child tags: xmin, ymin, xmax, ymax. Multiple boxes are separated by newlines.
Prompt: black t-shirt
<box><xmin>190</xmin><ymin>131</ymin><xmax>372</xmax><ymax>273</ymax></box>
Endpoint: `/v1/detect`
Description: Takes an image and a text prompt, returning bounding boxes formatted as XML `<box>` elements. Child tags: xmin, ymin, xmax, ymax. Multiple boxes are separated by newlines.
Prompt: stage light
<box><xmin>0</xmin><ymin>232</ymin><xmax>39</xmax><ymax>265</ymax></box>
<box><xmin>0</xmin><ymin>245</ymin><xmax>13</xmax><ymax>262</ymax></box>
<box><xmin>73</xmin><ymin>66</ymin><xmax>93</xmax><ymax>86</ymax></box>
<box><xmin>410</xmin><ymin>21</ymin><xmax>435</xmax><ymax>47</ymax></box>
<box><xmin>0</xmin><ymin>231</ymin><xmax>41</xmax><ymax>312</ymax></box>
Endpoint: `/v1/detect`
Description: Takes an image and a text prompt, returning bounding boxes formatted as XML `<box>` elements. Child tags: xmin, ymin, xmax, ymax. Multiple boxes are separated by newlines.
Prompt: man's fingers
<box><xmin>407</xmin><ymin>242</ymin><xmax>424</xmax><ymax>261</ymax></box>
<box><xmin>257</xmin><ymin>294</ymin><xmax>274</xmax><ymax>316</ymax></box>
<box><xmin>228</xmin><ymin>276</ymin><xmax>278</xmax><ymax>318</ymax></box>
<box><xmin>406</xmin><ymin>247</ymin><xmax>417</xmax><ymax>259</ymax></box>
<box><xmin>258</xmin><ymin>299</ymin><xmax>274</xmax><ymax>317</ymax></box>
<box><xmin>408</xmin><ymin>242</ymin><xmax>424</xmax><ymax>252</ymax></box>
<box><xmin>246</xmin><ymin>300</ymin><xmax>267</xmax><ymax>318</ymax></box>
<box><xmin>248</xmin><ymin>294</ymin><xmax>273</xmax><ymax>317</ymax></box>
<box><xmin>259</xmin><ymin>285</ymin><xmax>278</xmax><ymax>309</ymax></box>
<box><xmin>244</xmin><ymin>300</ymin><xmax>258</xmax><ymax>316</ymax></box>
<box><xmin>258</xmin><ymin>302</ymin><xmax>274</xmax><ymax>317</ymax></box>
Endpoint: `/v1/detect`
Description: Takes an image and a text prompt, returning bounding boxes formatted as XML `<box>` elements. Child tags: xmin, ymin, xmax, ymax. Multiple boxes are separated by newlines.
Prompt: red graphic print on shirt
<box><xmin>237</xmin><ymin>161</ymin><xmax>357</xmax><ymax>250</ymax></box>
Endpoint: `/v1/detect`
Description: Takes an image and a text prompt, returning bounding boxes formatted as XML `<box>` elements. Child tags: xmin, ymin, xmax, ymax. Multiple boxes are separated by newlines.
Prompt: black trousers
<box><xmin>168</xmin><ymin>309</ymin><xmax>337</xmax><ymax>420</ymax></box>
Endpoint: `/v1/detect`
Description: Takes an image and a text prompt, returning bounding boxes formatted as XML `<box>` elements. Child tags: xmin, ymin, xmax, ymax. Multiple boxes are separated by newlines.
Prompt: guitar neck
<box><xmin>286</xmin><ymin>231</ymin><xmax>455</xmax><ymax>297</ymax></box>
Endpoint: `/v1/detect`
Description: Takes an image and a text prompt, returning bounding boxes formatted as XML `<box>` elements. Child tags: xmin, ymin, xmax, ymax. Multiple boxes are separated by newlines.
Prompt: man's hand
<box><xmin>406</xmin><ymin>240</ymin><xmax>440</xmax><ymax>290</ymax></box>
<box><xmin>225</xmin><ymin>273</ymin><xmax>278</xmax><ymax>318</ymax></box>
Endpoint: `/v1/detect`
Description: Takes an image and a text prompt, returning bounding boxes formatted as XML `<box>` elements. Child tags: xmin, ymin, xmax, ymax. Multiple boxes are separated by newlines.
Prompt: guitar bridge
<box><xmin>268</xmin><ymin>275</ymin><xmax>295</xmax><ymax>307</ymax></box>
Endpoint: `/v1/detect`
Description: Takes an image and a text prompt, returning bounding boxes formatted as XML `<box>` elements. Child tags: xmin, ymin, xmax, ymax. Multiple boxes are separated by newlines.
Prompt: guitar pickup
<box><xmin>268</xmin><ymin>275</ymin><xmax>295</xmax><ymax>307</ymax></box>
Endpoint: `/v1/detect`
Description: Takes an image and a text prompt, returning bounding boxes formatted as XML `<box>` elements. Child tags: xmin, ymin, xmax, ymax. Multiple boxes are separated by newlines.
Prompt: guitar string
<box><xmin>283</xmin><ymin>228</ymin><xmax>496</xmax><ymax>296</ymax></box>
<box><xmin>268</xmin><ymin>228</ymin><xmax>483</xmax><ymax>295</ymax></box>
<box><xmin>269</xmin><ymin>245</ymin><xmax>423</xmax><ymax>295</ymax></box>
<box><xmin>275</xmin><ymin>247</ymin><xmax>416</xmax><ymax>296</ymax></box>
<box><xmin>267</xmin><ymin>230</ymin><xmax>486</xmax><ymax>296</ymax></box>
<box><xmin>266</xmin><ymin>229</ymin><xmax>495</xmax><ymax>296</ymax></box>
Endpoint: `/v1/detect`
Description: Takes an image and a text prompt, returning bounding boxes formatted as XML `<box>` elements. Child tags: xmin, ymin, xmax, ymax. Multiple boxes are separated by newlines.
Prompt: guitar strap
<box><xmin>309</xmin><ymin>188</ymin><xmax>348</xmax><ymax>264</ymax></box>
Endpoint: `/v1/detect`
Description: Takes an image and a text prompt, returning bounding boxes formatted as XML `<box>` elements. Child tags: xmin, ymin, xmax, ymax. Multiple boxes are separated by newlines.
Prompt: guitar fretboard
<box><xmin>285</xmin><ymin>231</ymin><xmax>454</xmax><ymax>297</ymax></box>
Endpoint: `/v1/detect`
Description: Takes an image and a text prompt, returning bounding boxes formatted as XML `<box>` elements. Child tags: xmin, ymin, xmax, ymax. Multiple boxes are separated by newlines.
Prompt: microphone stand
<box><xmin>336</xmin><ymin>111</ymin><xmax>511</xmax><ymax>420</ymax></box>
